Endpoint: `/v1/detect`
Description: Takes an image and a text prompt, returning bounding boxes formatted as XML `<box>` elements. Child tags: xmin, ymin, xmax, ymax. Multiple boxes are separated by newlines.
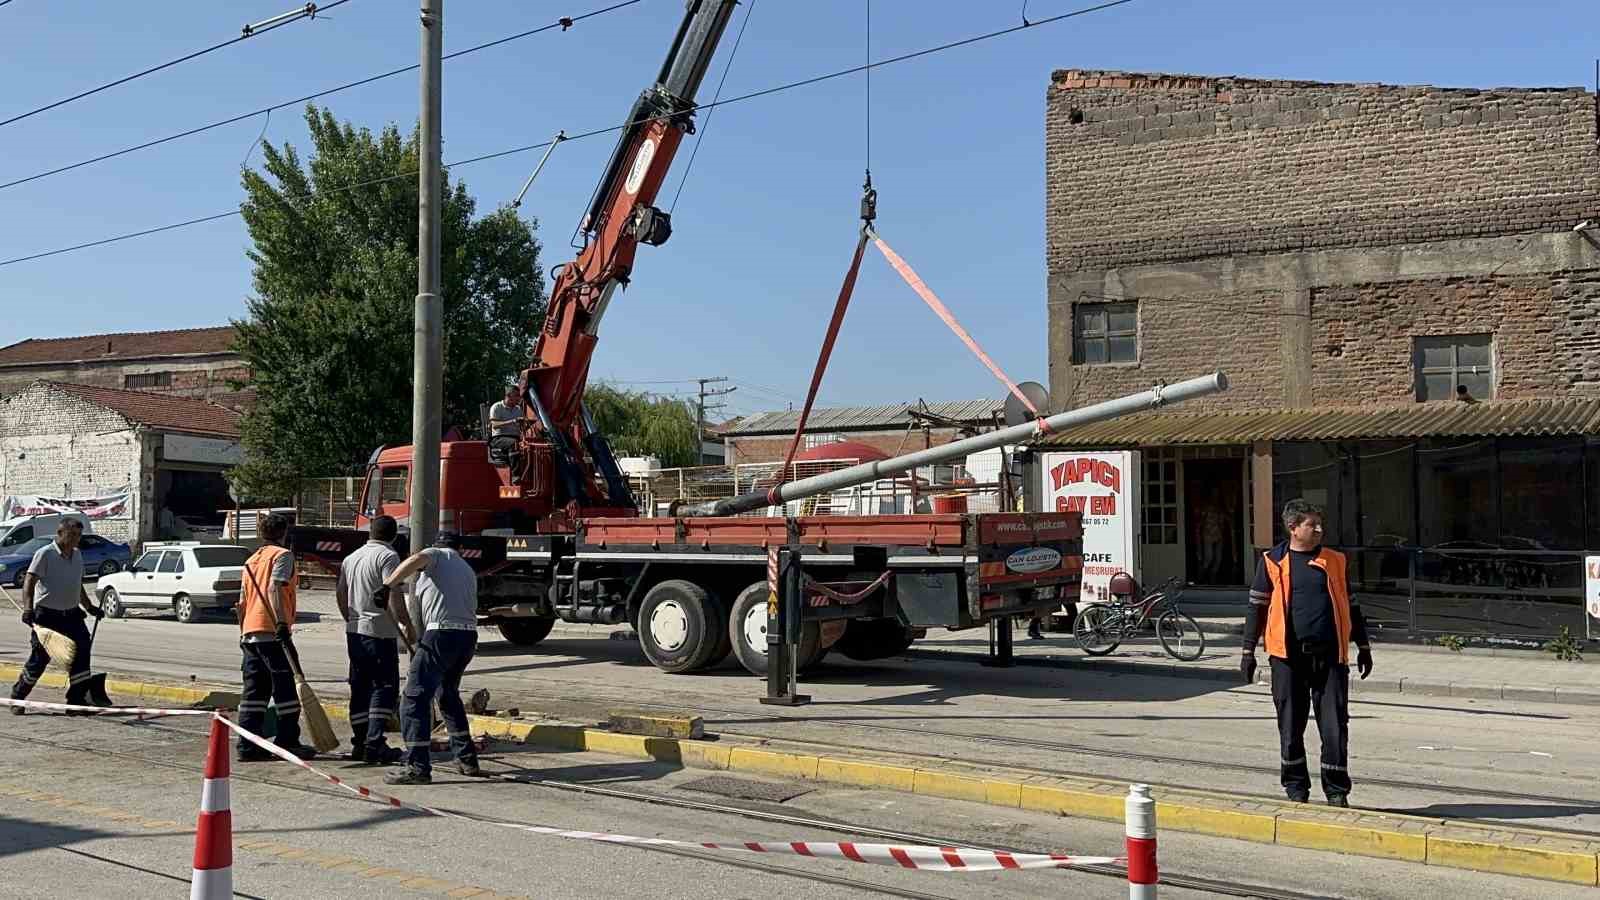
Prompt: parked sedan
<box><xmin>96</xmin><ymin>543</ymin><xmax>249</xmax><ymax>623</ymax></box>
<box><xmin>0</xmin><ymin>535</ymin><xmax>131</xmax><ymax>588</ymax></box>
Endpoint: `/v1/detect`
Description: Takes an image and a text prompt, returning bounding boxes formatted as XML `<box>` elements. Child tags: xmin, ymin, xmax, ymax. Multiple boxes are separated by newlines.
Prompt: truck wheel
<box><xmin>637</xmin><ymin>580</ymin><xmax>719</xmax><ymax>674</ymax></box>
<box><xmin>701</xmin><ymin>590</ymin><xmax>734</xmax><ymax>669</ymax></box>
<box><xmin>497</xmin><ymin>617</ymin><xmax>556</xmax><ymax>647</ymax></box>
<box><xmin>727</xmin><ymin>582</ymin><xmax>820</xmax><ymax>676</ymax></box>
<box><xmin>834</xmin><ymin>619</ymin><xmax>918</xmax><ymax>661</ymax></box>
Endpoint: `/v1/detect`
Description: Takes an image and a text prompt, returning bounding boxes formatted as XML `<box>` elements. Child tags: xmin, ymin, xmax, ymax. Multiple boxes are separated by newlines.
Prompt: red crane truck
<box><xmin>290</xmin><ymin>0</ymin><xmax>1228</xmax><ymax>675</ymax></box>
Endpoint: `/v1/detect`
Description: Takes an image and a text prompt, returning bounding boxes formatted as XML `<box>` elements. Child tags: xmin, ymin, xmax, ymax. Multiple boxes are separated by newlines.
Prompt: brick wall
<box><xmin>0</xmin><ymin>357</ymin><xmax>249</xmax><ymax>406</ymax></box>
<box><xmin>1046</xmin><ymin>70</ymin><xmax>1600</xmax><ymax>274</ymax></box>
<box><xmin>0</xmin><ymin>383</ymin><xmax>148</xmax><ymax>544</ymax></box>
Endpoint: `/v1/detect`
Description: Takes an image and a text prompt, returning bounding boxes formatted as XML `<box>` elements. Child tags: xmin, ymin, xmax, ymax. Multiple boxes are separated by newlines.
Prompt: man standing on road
<box><xmin>374</xmin><ymin>532</ymin><xmax>482</xmax><ymax>785</ymax></box>
<box><xmin>1241</xmin><ymin>499</ymin><xmax>1373</xmax><ymax>807</ymax></box>
<box><xmin>236</xmin><ymin>513</ymin><xmax>318</xmax><ymax>761</ymax></box>
<box><xmin>336</xmin><ymin>514</ymin><xmax>408</xmax><ymax>766</ymax></box>
<box><xmin>9</xmin><ymin>519</ymin><xmax>109</xmax><ymax>713</ymax></box>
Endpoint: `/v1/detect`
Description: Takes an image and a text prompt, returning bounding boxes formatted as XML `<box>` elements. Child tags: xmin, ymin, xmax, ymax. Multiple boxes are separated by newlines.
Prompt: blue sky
<box><xmin>1</xmin><ymin>1</ymin><xmax>1594</xmax><ymax>420</ymax></box>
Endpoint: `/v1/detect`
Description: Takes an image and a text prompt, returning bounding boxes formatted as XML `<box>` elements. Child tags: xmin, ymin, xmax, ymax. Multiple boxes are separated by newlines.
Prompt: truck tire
<box><xmin>497</xmin><ymin>616</ymin><xmax>556</xmax><ymax>647</ymax></box>
<box><xmin>834</xmin><ymin>619</ymin><xmax>917</xmax><ymax>661</ymax></box>
<box><xmin>637</xmin><ymin>580</ymin><xmax>720</xmax><ymax>674</ymax></box>
<box><xmin>728</xmin><ymin>581</ymin><xmax>820</xmax><ymax>676</ymax></box>
<box><xmin>702</xmin><ymin>590</ymin><xmax>734</xmax><ymax>669</ymax></box>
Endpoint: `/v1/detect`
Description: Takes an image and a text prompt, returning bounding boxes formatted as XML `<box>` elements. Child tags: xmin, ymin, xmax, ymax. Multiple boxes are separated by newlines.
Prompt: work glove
<box><xmin>1356</xmin><ymin>647</ymin><xmax>1373</xmax><ymax>680</ymax></box>
<box><xmin>371</xmin><ymin>584</ymin><xmax>392</xmax><ymax>610</ymax></box>
<box><xmin>1240</xmin><ymin>653</ymin><xmax>1257</xmax><ymax>685</ymax></box>
<box><xmin>20</xmin><ymin>609</ymin><xmax>33</xmax><ymax>627</ymax></box>
<box><xmin>88</xmin><ymin>604</ymin><xmax>104</xmax><ymax>620</ymax></box>
<box><xmin>275</xmin><ymin>622</ymin><xmax>292</xmax><ymax>644</ymax></box>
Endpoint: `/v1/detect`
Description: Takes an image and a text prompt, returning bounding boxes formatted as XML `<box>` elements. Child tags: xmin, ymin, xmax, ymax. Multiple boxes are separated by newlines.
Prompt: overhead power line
<box><xmin>0</xmin><ymin>0</ymin><xmax>357</xmax><ymax>130</ymax></box>
<box><xmin>0</xmin><ymin>0</ymin><xmax>645</xmax><ymax>193</ymax></box>
<box><xmin>0</xmin><ymin>0</ymin><xmax>1137</xmax><ymax>268</ymax></box>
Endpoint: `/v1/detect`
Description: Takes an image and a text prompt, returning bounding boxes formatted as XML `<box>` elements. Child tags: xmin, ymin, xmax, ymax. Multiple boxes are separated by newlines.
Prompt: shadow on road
<box><xmin>0</xmin><ymin>813</ymin><xmax>113</xmax><ymax>859</ymax></box>
<box><xmin>1378</xmin><ymin>802</ymin><xmax>1600</xmax><ymax>821</ymax></box>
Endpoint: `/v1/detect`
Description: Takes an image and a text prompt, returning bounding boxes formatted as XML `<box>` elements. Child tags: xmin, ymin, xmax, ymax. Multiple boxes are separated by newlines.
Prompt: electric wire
<box><xmin>0</xmin><ymin>0</ymin><xmax>646</xmax><ymax>193</ymax></box>
<box><xmin>668</xmin><ymin>0</ymin><xmax>757</xmax><ymax>214</ymax></box>
<box><xmin>0</xmin><ymin>0</ymin><xmax>357</xmax><ymax>130</ymax></box>
<box><xmin>0</xmin><ymin>0</ymin><xmax>1139</xmax><ymax>268</ymax></box>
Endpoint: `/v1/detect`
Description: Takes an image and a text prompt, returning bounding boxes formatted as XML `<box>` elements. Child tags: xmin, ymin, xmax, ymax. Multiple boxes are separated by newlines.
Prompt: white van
<box><xmin>0</xmin><ymin>512</ymin><xmax>92</xmax><ymax>552</ymax></box>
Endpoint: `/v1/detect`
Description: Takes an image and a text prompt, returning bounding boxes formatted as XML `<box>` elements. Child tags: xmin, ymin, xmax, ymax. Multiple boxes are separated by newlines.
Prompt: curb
<box><xmin>902</xmin><ymin>648</ymin><xmax>1600</xmax><ymax>706</ymax></box>
<box><xmin>8</xmin><ymin>664</ymin><xmax>1599</xmax><ymax>887</ymax></box>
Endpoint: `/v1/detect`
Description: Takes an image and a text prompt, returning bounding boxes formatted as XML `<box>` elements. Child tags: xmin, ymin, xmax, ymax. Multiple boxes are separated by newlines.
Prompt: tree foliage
<box><xmin>229</xmin><ymin>105</ymin><xmax>545</xmax><ymax>501</ymax></box>
<box><xmin>585</xmin><ymin>384</ymin><xmax>701</xmax><ymax>469</ymax></box>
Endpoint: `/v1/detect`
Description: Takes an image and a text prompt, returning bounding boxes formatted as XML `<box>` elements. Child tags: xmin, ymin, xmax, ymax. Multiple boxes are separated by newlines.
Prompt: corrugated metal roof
<box><xmin>1032</xmin><ymin>398</ymin><xmax>1600</xmax><ymax>447</ymax></box>
<box><xmin>725</xmin><ymin>399</ymin><xmax>1004</xmax><ymax>436</ymax></box>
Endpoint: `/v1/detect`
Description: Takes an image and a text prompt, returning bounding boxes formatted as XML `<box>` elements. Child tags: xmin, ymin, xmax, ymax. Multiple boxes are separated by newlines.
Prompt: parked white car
<box><xmin>96</xmin><ymin>542</ymin><xmax>249</xmax><ymax>624</ymax></box>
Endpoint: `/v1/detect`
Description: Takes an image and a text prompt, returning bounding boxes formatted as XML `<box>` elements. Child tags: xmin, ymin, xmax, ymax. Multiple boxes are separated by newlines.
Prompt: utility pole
<box><xmin>696</xmin><ymin>377</ymin><xmax>735</xmax><ymax>465</ymax></box>
<box><xmin>409</xmin><ymin>0</ymin><xmax>443</xmax><ymax>554</ymax></box>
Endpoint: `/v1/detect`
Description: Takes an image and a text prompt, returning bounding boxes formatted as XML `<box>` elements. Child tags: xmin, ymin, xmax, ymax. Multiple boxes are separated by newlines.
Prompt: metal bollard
<box><xmin>1125</xmin><ymin>783</ymin><xmax>1158</xmax><ymax>899</ymax></box>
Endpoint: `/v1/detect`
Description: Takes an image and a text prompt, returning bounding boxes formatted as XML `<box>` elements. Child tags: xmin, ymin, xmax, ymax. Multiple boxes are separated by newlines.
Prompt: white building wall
<box><xmin>0</xmin><ymin>383</ymin><xmax>146</xmax><ymax>544</ymax></box>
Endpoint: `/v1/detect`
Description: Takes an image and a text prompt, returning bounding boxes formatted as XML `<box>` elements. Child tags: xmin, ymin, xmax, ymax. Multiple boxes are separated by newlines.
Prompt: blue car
<box><xmin>0</xmin><ymin>535</ymin><xmax>132</xmax><ymax>589</ymax></box>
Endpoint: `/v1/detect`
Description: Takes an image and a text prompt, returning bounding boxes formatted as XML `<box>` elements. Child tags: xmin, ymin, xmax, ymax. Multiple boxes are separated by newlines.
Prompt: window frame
<box><xmin>1414</xmin><ymin>334</ymin><xmax>1494</xmax><ymax>402</ymax></box>
<box><xmin>124</xmin><ymin>371</ymin><xmax>173</xmax><ymax>389</ymax></box>
<box><xmin>156</xmin><ymin>551</ymin><xmax>184</xmax><ymax>573</ymax></box>
<box><xmin>1072</xmin><ymin>301</ymin><xmax>1139</xmax><ymax>366</ymax></box>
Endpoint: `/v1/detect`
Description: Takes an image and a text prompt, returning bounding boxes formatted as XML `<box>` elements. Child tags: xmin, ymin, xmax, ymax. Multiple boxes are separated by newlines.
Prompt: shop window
<box><xmin>1141</xmin><ymin>449</ymin><xmax>1178</xmax><ymax>544</ymax></box>
<box><xmin>1272</xmin><ymin>443</ymin><xmax>1349</xmax><ymax>546</ymax></box>
<box><xmin>1589</xmin><ymin>439</ymin><xmax>1600</xmax><ymax>553</ymax></box>
<box><xmin>1498</xmin><ymin>438</ymin><xmax>1586</xmax><ymax>550</ymax></box>
<box><xmin>1418</xmin><ymin>439</ymin><xmax>1497</xmax><ymax>547</ymax></box>
<box><xmin>1073</xmin><ymin>302</ymin><xmax>1138</xmax><ymax>365</ymax></box>
<box><xmin>1414</xmin><ymin>335</ymin><xmax>1492</xmax><ymax>402</ymax></box>
<box><xmin>125</xmin><ymin>371</ymin><xmax>172</xmax><ymax>389</ymax></box>
<box><xmin>1355</xmin><ymin>441</ymin><xmax>1415</xmax><ymax>546</ymax></box>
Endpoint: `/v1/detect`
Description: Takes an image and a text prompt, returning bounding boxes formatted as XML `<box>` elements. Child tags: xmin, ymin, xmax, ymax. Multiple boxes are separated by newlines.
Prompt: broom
<box><xmin>0</xmin><ymin>583</ymin><xmax>78</xmax><ymax>671</ymax></box>
<box><xmin>254</xmin><ymin>579</ymin><xmax>339</xmax><ymax>753</ymax></box>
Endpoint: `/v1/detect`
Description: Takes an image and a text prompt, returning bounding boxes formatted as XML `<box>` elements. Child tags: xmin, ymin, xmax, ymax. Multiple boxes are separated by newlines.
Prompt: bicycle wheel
<box><xmin>1074</xmin><ymin>604</ymin><xmax>1123</xmax><ymax>656</ymax></box>
<box><xmin>1156</xmin><ymin>609</ymin><xmax>1206</xmax><ymax>661</ymax></box>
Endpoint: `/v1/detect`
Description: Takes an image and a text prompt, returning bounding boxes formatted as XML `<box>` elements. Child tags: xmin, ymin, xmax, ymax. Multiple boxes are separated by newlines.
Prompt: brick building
<box><xmin>722</xmin><ymin>400</ymin><xmax>1004</xmax><ymax>468</ymax></box>
<box><xmin>0</xmin><ymin>381</ymin><xmax>242</xmax><ymax>547</ymax></box>
<box><xmin>1034</xmin><ymin>69</ymin><xmax>1600</xmax><ymax>641</ymax></box>
<box><xmin>0</xmin><ymin>326</ymin><xmax>249</xmax><ymax>407</ymax></box>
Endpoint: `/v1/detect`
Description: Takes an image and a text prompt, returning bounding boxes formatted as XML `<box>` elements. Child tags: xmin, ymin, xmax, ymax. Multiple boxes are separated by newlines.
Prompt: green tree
<box><xmin>229</xmin><ymin>105</ymin><xmax>545</xmax><ymax>501</ymax></box>
<box><xmin>585</xmin><ymin>384</ymin><xmax>701</xmax><ymax>468</ymax></box>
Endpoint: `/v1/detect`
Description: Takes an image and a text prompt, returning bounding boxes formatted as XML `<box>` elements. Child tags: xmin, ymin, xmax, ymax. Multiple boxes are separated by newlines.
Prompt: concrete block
<box><xmin>1349</xmin><ymin>676</ymin><xmax>1402</xmax><ymax>694</ymax></box>
<box><xmin>1447</xmin><ymin>683</ymin><xmax>1503</xmax><ymax>700</ymax></box>
<box><xmin>1554</xmin><ymin>686</ymin><xmax>1600</xmax><ymax>706</ymax></box>
<box><xmin>1500</xmin><ymin>684</ymin><xmax>1558</xmax><ymax>704</ymax></box>
<box><xmin>1399</xmin><ymin>679</ymin><xmax>1452</xmax><ymax>697</ymax></box>
<box><xmin>729</xmin><ymin>747</ymin><xmax>820</xmax><ymax>781</ymax></box>
<box><xmin>816</xmin><ymin>757</ymin><xmax>917</xmax><ymax>792</ymax></box>
<box><xmin>608</xmin><ymin>711</ymin><xmax>705</xmax><ymax>740</ymax></box>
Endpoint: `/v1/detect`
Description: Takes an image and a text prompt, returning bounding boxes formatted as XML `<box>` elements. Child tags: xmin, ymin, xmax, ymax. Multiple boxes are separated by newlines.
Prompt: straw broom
<box><xmin>258</xmin><ymin>594</ymin><xmax>340</xmax><ymax>753</ymax></box>
<box><xmin>0</xmin><ymin>583</ymin><xmax>77</xmax><ymax>670</ymax></box>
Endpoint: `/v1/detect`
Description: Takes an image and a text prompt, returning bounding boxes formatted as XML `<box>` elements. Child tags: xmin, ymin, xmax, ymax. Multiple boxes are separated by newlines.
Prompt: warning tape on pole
<box><xmin>7</xmin><ymin>697</ymin><xmax>1126</xmax><ymax>873</ymax></box>
<box><xmin>215</xmin><ymin>715</ymin><xmax>1123</xmax><ymax>872</ymax></box>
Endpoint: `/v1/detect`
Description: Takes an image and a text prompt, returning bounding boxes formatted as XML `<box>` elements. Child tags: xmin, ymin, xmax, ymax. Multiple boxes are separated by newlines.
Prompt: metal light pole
<box><xmin>409</xmin><ymin>0</ymin><xmax>443</xmax><ymax>554</ymax></box>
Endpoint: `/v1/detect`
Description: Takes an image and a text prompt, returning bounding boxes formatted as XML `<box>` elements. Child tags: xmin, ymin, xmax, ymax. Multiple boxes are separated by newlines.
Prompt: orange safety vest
<box><xmin>1261</xmin><ymin>545</ymin><xmax>1352</xmax><ymax>664</ymax></box>
<box><xmin>240</xmin><ymin>544</ymin><xmax>297</xmax><ymax>636</ymax></box>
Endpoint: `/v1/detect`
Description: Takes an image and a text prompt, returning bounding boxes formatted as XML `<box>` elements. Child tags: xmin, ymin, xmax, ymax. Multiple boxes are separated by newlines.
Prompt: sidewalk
<box><xmin>911</xmin><ymin>625</ymin><xmax>1599</xmax><ymax>705</ymax></box>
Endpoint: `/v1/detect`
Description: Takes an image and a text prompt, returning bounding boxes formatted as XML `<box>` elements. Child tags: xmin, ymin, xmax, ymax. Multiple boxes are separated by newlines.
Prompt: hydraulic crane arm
<box><xmin>516</xmin><ymin>0</ymin><xmax>739</xmax><ymax>518</ymax></box>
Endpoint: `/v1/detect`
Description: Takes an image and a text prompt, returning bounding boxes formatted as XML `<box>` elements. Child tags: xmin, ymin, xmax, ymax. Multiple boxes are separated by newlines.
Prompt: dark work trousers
<box><xmin>1270</xmin><ymin>653</ymin><xmax>1352</xmax><ymax>799</ymax></box>
<box><xmin>346</xmin><ymin>633</ymin><xmax>399</xmax><ymax>755</ymax></box>
<box><xmin>401</xmin><ymin>629</ymin><xmax>478</xmax><ymax>774</ymax></box>
<box><xmin>239</xmin><ymin>640</ymin><xmax>302</xmax><ymax>754</ymax></box>
<box><xmin>12</xmin><ymin>607</ymin><xmax>93</xmax><ymax>702</ymax></box>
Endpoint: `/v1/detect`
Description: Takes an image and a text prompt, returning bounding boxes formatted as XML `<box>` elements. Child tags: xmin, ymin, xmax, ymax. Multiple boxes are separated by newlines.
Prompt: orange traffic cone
<box><xmin>190</xmin><ymin>715</ymin><xmax>233</xmax><ymax>899</ymax></box>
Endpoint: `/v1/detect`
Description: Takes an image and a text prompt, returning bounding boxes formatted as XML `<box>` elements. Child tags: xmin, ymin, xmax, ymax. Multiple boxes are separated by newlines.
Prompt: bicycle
<box><xmin>1072</xmin><ymin>575</ymin><xmax>1207</xmax><ymax>661</ymax></box>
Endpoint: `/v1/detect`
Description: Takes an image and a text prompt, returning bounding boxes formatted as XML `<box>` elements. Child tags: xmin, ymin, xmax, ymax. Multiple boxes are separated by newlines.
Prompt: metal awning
<box><xmin>1031</xmin><ymin>397</ymin><xmax>1600</xmax><ymax>448</ymax></box>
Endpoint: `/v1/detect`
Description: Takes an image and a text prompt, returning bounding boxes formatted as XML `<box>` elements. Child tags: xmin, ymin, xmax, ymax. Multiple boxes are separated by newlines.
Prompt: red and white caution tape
<box><xmin>217</xmin><ymin>715</ymin><xmax>1121</xmax><ymax>872</ymax></box>
<box><xmin>1</xmin><ymin>697</ymin><xmax>216</xmax><ymax>717</ymax></box>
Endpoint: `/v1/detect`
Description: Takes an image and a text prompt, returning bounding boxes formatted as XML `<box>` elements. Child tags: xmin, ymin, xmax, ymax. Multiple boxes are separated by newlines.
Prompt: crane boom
<box><xmin>514</xmin><ymin>0</ymin><xmax>739</xmax><ymax>523</ymax></box>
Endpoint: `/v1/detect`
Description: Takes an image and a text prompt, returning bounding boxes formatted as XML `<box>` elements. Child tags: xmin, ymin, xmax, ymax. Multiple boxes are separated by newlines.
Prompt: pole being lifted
<box><xmin>410</xmin><ymin>0</ymin><xmax>444</xmax><ymax>553</ymax></box>
<box><xmin>679</xmin><ymin>372</ymin><xmax>1230</xmax><ymax>518</ymax></box>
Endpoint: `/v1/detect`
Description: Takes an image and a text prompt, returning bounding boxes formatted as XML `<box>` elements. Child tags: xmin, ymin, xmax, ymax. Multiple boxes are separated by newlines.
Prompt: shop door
<box><xmin>1184</xmin><ymin>459</ymin><xmax>1245</xmax><ymax>585</ymax></box>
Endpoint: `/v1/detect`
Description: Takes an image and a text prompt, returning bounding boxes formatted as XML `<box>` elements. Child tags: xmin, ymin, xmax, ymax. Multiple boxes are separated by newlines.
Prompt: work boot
<box><xmin>237</xmin><ymin>748</ymin><xmax>275</xmax><ymax>764</ymax></box>
<box><xmin>359</xmin><ymin>746</ymin><xmax>403</xmax><ymax>767</ymax></box>
<box><xmin>278</xmin><ymin>744</ymin><xmax>319</xmax><ymax>762</ymax></box>
<box><xmin>86</xmin><ymin>675</ymin><xmax>112</xmax><ymax>708</ymax></box>
<box><xmin>457</xmin><ymin>758</ymin><xmax>483</xmax><ymax>778</ymax></box>
<box><xmin>1286</xmin><ymin>790</ymin><xmax>1310</xmax><ymax>804</ymax></box>
<box><xmin>384</xmin><ymin>767</ymin><xmax>432</xmax><ymax>786</ymax></box>
<box><xmin>1326</xmin><ymin>794</ymin><xmax>1349</xmax><ymax>808</ymax></box>
<box><xmin>1027</xmin><ymin>621</ymin><xmax>1044</xmax><ymax>640</ymax></box>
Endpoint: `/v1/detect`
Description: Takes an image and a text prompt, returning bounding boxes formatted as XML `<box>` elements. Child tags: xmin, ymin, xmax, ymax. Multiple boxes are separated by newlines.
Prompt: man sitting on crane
<box><xmin>487</xmin><ymin>384</ymin><xmax>522</xmax><ymax>469</ymax></box>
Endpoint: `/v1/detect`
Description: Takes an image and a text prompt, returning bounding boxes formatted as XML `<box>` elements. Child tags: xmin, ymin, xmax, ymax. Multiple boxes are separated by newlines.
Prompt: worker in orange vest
<box><xmin>1241</xmin><ymin>499</ymin><xmax>1373</xmax><ymax>807</ymax></box>
<box><xmin>236</xmin><ymin>513</ymin><xmax>318</xmax><ymax>762</ymax></box>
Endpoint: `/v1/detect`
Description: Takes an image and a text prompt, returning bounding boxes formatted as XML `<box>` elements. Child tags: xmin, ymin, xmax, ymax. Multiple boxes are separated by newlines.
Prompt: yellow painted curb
<box><xmin>1428</xmin><ymin>833</ymin><xmax>1599</xmax><ymax>886</ymax></box>
<box><xmin>608</xmin><ymin>712</ymin><xmax>704</xmax><ymax>740</ymax></box>
<box><xmin>817</xmin><ymin>758</ymin><xmax>916</xmax><ymax>793</ymax></box>
<box><xmin>728</xmin><ymin>746</ymin><xmax>820</xmax><ymax>781</ymax></box>
<box><xmin>1278</xmin><ymin>816</ymin><xmax>1426</xmax><ymax>862</ymax></box>
<box><xmin>1160</xmin><ymin>802</ymin><xmax>1277</xmax><ymax>844</ymax></box>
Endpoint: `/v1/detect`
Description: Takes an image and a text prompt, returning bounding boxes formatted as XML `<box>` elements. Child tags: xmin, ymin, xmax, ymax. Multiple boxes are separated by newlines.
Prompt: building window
<box><xmin>1141</xmin><ymin>448</ymin><xmax>1178</xmax><ymax>544</ymax></box>
<box><xmin>124</xmin><ymin>371</ymin><xmax>172</xmax><ymax>389</ymax></box>
<box><xmin>1414</xmin><ymin>335</ymin><xmax>1492</xmax><ymax>402</ymax></box>
<box><xmin>802</xmin><ymin>432</ymin><xmax>847</xmax><ymax>451</ymax></box>
<box><xmin>1073</xmin><ymin>302</ymin><xmax>1137</xmax><ymax>365</ymax></box>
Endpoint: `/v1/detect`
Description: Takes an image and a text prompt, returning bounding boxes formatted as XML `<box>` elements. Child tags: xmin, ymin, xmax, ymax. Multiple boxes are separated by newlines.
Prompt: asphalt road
<box><xmin>14</xmin><ymin>592</ymin><xmax>1600</xmax><ymax>838</ymax></box>
<box><xmin>0</xmin><ymin>700</ymin><xmax>1590</xmax><ymax>900</ymax></box>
